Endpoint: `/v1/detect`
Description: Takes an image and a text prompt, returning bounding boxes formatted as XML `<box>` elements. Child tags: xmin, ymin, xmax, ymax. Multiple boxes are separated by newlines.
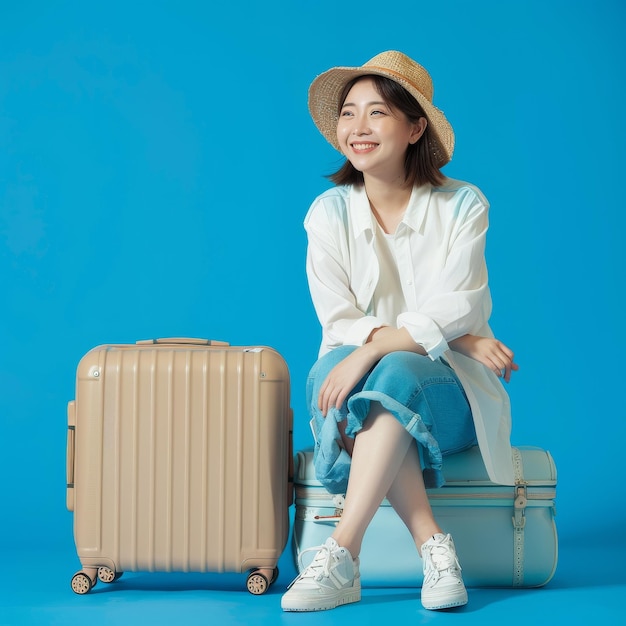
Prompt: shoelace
<box><xmin>297</xmin><ymin>543</ymin><xmax>335</xmax><ymax>581</ymax></box>
<box><xmin>422</xmin><ymin>543</ymin><xmax>461</xmax><ymax>583</ymax></box>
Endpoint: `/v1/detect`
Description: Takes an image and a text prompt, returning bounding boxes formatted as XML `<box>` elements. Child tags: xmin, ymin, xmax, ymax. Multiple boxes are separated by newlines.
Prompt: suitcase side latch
<box><xmin>512</xmin><ymin>484</ymin><xmax>527</xmax><ymax>530</ymax></box>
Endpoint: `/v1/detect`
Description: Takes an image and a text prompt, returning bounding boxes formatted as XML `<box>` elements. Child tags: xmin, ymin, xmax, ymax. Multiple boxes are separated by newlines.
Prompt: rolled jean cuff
<box><xmin>311</xmin><ymin>407</ymin><xmax>353</xmax><ymax>494</ymax></box>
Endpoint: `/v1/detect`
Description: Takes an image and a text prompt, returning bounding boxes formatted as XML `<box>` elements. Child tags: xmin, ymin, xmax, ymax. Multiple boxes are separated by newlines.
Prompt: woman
<box><xmin>281</xmin><ymin>51</ymin><xmax>517</xmax><ymax>612</ymax></box>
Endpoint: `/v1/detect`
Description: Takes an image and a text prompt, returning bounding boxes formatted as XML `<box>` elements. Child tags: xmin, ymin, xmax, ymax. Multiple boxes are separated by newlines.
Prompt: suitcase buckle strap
<box><xmin>512</xmin><ymin>482</ymin><xmax>528</xmax><ymax>587</ymax></box>
<box><xmin>513</xmin><ymin>484</ymin><xmax>528</xmax><ymax>530</ymax></box>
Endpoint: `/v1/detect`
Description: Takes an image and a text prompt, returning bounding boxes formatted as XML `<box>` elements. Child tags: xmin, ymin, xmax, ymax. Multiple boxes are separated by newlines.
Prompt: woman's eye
<box><xmin>371</xmin><ymin>109</ymin><xmax>386</xmax><ymax>116</ymax></box>
<box><xmin>340</xmin><ymin>110</ymin><xmax>354</xmax><ymax>117</ymax></box>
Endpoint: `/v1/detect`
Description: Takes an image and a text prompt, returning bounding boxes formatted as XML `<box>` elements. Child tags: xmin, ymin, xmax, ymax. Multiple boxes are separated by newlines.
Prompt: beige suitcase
<box><xmin>66</xmin><ymin>338</ymin><xmax>293</xmax><ymax>595</ymax></box>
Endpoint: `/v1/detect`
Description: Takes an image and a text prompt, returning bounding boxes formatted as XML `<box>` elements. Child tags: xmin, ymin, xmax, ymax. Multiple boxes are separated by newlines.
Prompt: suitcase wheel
<box><xmin>246</xmin><ymin>567</ymin><xmax>278</xmax><ymax>595</ymax></box>
<box><xmin>71</xmin><ymin>571</ymin><xmax>97</xmax><ymax>595</ymax></box>
<box><xmin>97</xmin><ymin>567</ymin><xmax>124</xmax><ymax>584</ymax></box>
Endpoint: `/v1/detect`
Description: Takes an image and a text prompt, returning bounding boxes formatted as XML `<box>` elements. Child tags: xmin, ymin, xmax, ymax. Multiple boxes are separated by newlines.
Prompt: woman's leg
<box><xmin>385</xmin><ymin>439</ymin><xmax>442</xmax><ymax>550</ymax></box>
<box><xmin>332</xmin><ymin>352</ymin><xmax>473</xmax><ymax>557</ymax></box>
<box><xmin>335</xmin><ymin>416</ymin><xmax>443</xmax><ymax>557</ymax></box>
<box><xmin>284</xmin><ymin>353</ymin><xmax>471</xmax><ymax>611</ymax></box>
<box><xmin>331</xmin><ymin>402</ymin><xmax>422</xmax><ymax>557</ymax></box>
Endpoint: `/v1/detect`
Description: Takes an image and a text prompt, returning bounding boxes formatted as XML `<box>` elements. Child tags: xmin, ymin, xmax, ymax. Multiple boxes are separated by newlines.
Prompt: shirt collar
<box><xmin>349</xmin><ymin>183</ymin><xmax>433</xmax><ymax>238</ymax></box>
<box><xmin>350</xmin><ymin>185</ymin><xmax>375</xmax><ymax>239</ymax></box>
<box><xmin>402</xmin><ymin>184</ymin><xmax>432</xmax><ymax>234</ymax></box>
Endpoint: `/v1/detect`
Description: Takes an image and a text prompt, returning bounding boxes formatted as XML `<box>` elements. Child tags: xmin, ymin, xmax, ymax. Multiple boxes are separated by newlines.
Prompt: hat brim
<box><xmin>308</xmin><ymin>66</ymin><xmax>454</xmax><ymax>168</ymax></box>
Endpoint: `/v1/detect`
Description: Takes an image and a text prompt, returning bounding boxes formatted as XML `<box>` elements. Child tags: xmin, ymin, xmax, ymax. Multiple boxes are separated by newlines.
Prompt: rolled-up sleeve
<box><xmin>397</xmin><ymin>313</ymin><xmax>450</xmax><ymax>360</ymax></box>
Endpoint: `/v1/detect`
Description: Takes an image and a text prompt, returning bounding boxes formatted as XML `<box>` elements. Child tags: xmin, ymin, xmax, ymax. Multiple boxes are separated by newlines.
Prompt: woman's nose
<box><xmin>352</xmin><ymin>116</ymin><xmax>371</xmax><ymax>135</ymax></box>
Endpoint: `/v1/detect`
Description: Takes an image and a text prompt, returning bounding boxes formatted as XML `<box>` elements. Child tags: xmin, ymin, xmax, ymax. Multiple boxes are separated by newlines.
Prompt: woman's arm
<box><xmin>364</xmin><ymin>327</ymin><xmax>518</xmax><ymax>382</ymax></box>
<box><xmin>317</xmin><ymin>327</ymin><xmax>517</xmax><ymax>415</ymax></box>
<box><xmin>305</xmin><ymin>196</ymin><xmax>387</xmax><ymax>351</ymax></box>
<box><xmin>397</xmin><ymin>187</ymin><xmax>493</xmax><ymax>357</ymax></box>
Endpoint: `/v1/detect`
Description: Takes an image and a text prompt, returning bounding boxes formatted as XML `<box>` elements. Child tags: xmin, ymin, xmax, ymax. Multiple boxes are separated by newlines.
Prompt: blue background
<box><xmin>1</xmin><ymin>0</ymin><xmax>624</xmax><ymax>623</ymax></box>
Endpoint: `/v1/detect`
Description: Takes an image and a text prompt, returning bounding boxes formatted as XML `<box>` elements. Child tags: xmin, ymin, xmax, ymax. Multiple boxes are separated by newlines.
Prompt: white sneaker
<box><xmin>281</xmin><ymin>537</ymin><xmax>361</xmax><ymax>611</ymax></box>
<box><xmin>420</xmin><ymin>533</ymin><xmax>468</xmax><ymax>610</ymax></box>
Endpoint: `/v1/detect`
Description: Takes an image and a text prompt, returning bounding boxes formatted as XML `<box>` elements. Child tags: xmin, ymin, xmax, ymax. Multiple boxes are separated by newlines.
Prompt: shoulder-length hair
<box><xmin>328</xmin><ymin>75</ymin><xmax>445</xmax><ymax>188</ymax></box>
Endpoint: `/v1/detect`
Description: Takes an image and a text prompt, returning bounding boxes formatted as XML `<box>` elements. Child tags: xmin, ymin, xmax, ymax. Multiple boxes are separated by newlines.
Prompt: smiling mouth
<box><xmin>351</xmin><ymin>142</ymin><xmax>378</xmax><ymax>151</ymax></box>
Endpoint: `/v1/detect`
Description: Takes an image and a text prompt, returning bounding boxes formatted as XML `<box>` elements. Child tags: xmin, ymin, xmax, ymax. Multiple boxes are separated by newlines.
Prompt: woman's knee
<box><xmin>307</xmin><ymin>346</ymin><xmax>358</xmax><ymax>388</ymax></box>
<box><xmin>308</xmin><ymin>345</ymin><xmax>356</xmax><ymax>377</ymax></box>
<box><xmin>364</xmin><ymin>352</ymin><xmax>455</xmax><ymax>395</ymax></box>
<box><xmin>374</xmin><ymin>351</ymin><xmax>434</xmax><ymax>378</ymax></box>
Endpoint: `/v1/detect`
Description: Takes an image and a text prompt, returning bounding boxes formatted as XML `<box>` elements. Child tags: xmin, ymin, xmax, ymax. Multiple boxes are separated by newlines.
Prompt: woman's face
<box><xmin>336</xmin><ymin>77</ymin><xmax>426</xmax><ymax>183</ymax></box>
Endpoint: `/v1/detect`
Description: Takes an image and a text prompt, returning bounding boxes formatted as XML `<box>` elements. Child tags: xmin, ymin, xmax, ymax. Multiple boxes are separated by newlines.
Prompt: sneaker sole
<box><xmin>421</xmin><ymin>589</ymin><xmax>468</xmax><ymax>611</ymax></box>
<box><xmin>281</xmin><ymin>585</ymin><xmax>361</xmax><ymax>612</ymax></box>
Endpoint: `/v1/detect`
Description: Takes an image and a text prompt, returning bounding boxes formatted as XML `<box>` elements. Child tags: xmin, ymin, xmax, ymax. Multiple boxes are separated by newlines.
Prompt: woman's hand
<box><xmin>450</xmin><ymin>335</ymin><xmax>518</xmax><ymax>382</ymax></box>
<box><xmin>318</xmin><ymin>327</ymin><xmax>428</xmax><ymax>416</ymax></box>
<box><xmin>318</xmin><ymin>344</ymin><xmax>379</xmax><ymax>416</ymax></box>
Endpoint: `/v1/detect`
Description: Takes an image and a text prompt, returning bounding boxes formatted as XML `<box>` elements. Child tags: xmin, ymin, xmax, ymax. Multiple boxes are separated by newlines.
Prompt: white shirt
<box><xmin>304</xmin><ymin>179</ymin><xmax>514</xmax><ymax>485</ymax></box>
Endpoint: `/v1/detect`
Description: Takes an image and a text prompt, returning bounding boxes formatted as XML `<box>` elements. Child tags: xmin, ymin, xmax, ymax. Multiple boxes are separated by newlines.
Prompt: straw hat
<box><xmin>308</xmin><ymin>50</ymin><xmax>454</xmax><ymax>168</ymax></box>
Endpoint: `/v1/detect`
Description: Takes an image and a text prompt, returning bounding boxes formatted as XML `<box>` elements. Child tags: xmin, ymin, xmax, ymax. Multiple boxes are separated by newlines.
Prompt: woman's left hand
<box><xmin>318</xmin><ymin>345</ymin><xmax>378</xmax><ymax>417</ymax></box>
<box><xmin>450</xmin><ymin>335</ymin><xmax>519</xmax><ymax>382</ymax></box>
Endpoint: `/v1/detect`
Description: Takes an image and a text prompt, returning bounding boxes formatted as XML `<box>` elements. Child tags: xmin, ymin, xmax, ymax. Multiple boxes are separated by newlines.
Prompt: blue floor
<box><xmin>2</xmin><ymin>528</ymin><xmax>624</xmax><ymax>625</ymax></box>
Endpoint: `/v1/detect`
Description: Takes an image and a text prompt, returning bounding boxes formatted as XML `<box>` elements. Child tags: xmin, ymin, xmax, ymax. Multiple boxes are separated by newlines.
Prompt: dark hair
<box><xmin>328</xmin><ymin>75</ymin><xmax>445</xmax><ymax>188</ymax></box>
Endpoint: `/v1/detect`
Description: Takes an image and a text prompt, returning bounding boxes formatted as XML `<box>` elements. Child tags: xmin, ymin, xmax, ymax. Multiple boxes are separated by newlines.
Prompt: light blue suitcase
<box><xmin>292</xmin><ymin>445</ymin><xmax>557</xmax><ymax>588</ymax></box>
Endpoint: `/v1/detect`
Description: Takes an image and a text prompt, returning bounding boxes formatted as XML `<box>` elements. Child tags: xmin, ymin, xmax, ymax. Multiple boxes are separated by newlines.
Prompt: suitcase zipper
<box><xmin>294</xmin><ymin>487</ymin><xmax>556</xmax><ymax>522</ymax></box>
<box><xmin>295</xmin><ymin>486</ymin><xmax>556</xmax><ymax>503</ymax></box>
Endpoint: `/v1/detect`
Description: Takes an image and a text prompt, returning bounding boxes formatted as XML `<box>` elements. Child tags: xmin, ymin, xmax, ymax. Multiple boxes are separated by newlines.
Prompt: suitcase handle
<box><xmin>136</xmin><ymin>338</ymin><xmax>230</xmax><ymax>346</ymax></box>
<box><xmin>66</xmin><ymin>401</ymin><xmax>76</xmax><ymax>512</ymax></box>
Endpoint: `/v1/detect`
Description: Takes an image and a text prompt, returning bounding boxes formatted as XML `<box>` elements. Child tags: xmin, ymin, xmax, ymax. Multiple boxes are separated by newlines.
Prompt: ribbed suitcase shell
<box><xmin>66</xmin><ymin>339</ymin><xmax>292</xmax><ymax>594</ymax></box>
<box><xmin>293</xmin><ymin>445</ymin><xmax>557</xmax><ymax>588</ymax></box>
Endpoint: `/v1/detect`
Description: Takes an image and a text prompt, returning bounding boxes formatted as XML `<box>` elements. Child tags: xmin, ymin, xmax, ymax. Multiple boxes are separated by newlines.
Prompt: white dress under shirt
<box><xmin>371</xmin><ymin>223</ymin><xmax>408</xmax><ymax>326</ymax></box>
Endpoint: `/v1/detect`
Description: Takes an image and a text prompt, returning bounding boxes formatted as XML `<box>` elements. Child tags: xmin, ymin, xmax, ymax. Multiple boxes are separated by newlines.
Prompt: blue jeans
<box><xmin>307</xmin><ymin>346</ymin><xmax>477</xmax><ymax>494</ymax></box>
